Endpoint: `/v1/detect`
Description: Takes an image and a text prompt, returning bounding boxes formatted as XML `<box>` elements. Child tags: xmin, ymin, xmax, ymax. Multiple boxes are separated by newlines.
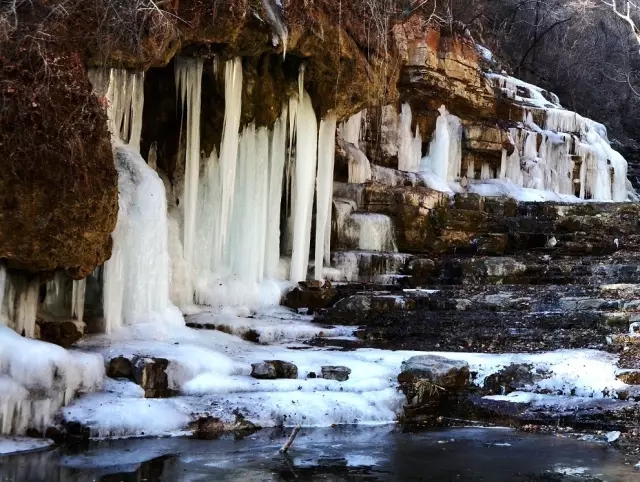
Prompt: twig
<box><xmin>281</xmin><ymin>452</ymin><xmax>298</xmax><ymax>478</ymax></box>
<box><xmin>279</xmin><ymin>424</ymin><xmax>301</xmax><ymax>453</ymax></box>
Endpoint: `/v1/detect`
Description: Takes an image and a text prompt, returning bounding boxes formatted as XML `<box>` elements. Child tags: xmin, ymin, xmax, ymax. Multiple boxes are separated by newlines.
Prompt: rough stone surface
<box><xmin>251</xmin><ymin>360</ymin><xmax>298</xmax><ymax>380</ymax></box>
<box><xmin>132</xmin><ymin>356</ymin><xmax>172</xmax><ymax>398</ymax></box>
<box><xmin>398</xmin><ymin>355</ymin><xmax>470</xmax><ymax>392</ymax></box>
<box><xmin>107</xmin><ymin>356</ymin><xmax>134</xmax><ymax>379</ymax></box>
<box><xmin>36</xmin><ymin>318</ymin><xmax>86</xmax><ymax>348</ymax></box>
<box><xmin>321</xmin><ymin>366</ymin><xmax>351</xmax><ymax>382</ymax></box>
<box><xmin>483</xmin><ymin>364</ymin><xmax>542</xmax><ymax>395</ymax></box>
<box><xmin>283</xmin><ymin>281</ymin><xmax>337</xmax><ymax>312</ymax></box>
<box><xmin>617</xmin><ymin>371</ymin><xmax>640</xmax><ymax>385</ymax></box>
<box><xmin>0</xmin><ymin>39</ymin><xmax>117</xmax><ymax>277</ymax></box>
<box><xmin>190</xmin><ymin>416</ymin><xmax>224</xmax><ymax>440</ymax></box>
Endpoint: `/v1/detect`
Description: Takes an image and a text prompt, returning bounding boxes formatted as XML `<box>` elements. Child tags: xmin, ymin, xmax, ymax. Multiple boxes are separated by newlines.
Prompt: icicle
<box><xmin>89</xmin><ymin>69</ymin><xmax>145</xmax><ymax>150</ymax></box>
<box><xmin>289</xmin><ymin>89</ymin><xmax>318</xmax><ymax>282</ymax></box>
<box><xmin>466</xmin><ymin>159</ymin><xmax>475</xmax><ymax>180</ymax></box>
<box><xmin>71</xmin><ymin>279</ymin><xmax>86</xmax><ymax>322</ymax></box>
<box><xmin>0</xmin><ymin>264</ymin><xmax>6</xmax><ymax>315</ymax></box>
<box><xmin>266</xmin><ymin>106</ymin><xmax>288</xmax><ymax>278</ymax></box>
<box><xmin>423</xmin><ymin>106</ymin><xmax>450</xmax><ymax>179</ymax></box>
<box><xmin>315</xmin><ymin>113</ymin><xmax>337</xmax><ymax>279</ymax></box>
<box><xmin>298</xmin><ymin>64</ymin><xmax>305</xmax><ymax>102</ymax></box>
<box><xmin>42</xmin><ymin>272</ymin><xmax>66</xmax><ymax>316</ymax></box>
<box><xmin>174</xmin><ymin>57</ymin><xmax>204</xmax><ymax>279</ymax></box>
<box><xmin>340</xmin><ymin>111</ymin><xmax>363</xmax><ymax>148</ymax></box>
<box><xmin>480</xmin><ymin>163</ymin><xmax>492</xmax><ymax>180</ymax></box>
<box><xmin>215</xmin><ymin>58</ymin><xmax>243</xmax><ymax>272</ymax></box>
<box><xmin>2</xmin><ymin>274</ymin><xmax>39</xmax><ymax>338</ymax></box>
<box><xmin>421</xmin><ymin>105</ymin><xmax>462</xmax><ymax>181</ymax></box>
<box><xmin>228</xmin><ymin>124</ymin><xmax>271</xmax><ymax>282</ymax></box>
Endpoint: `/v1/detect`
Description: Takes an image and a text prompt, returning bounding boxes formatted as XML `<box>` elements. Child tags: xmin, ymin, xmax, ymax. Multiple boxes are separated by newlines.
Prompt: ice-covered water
<box><xmin>2</xmin><ymin>427</ymin><xmax>639</xmax><ymax>481</ymax></box>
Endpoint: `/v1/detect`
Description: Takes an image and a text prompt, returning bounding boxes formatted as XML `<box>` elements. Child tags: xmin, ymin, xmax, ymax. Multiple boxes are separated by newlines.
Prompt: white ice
<box><xmin>58</xmin><ymin>309</ymin><xmax>628</xmax><ymax>439</ymax></box>
<box><xmin>0</xmin><ymin>436</ymin><xmax>53</xmax><ymax>455</ymax></box>
<box><xmin>0</xmin><ymin>325</ymin><xmax>103</xmax><ymax>435</ymax></box>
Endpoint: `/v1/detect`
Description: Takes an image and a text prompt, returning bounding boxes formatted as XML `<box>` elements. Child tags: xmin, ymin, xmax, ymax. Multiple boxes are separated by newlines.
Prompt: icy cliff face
<box><xmin>353</xmin><ymin>20</ymin><xmax>636</xmax><ymax>203</ymax></box>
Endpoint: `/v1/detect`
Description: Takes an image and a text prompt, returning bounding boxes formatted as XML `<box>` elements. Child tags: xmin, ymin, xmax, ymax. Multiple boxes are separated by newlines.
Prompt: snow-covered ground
<box><xmin>0</xmin><ymin>300</ymin><xmax>635</xmax><ymax>452</ymax></box>
<box><xmin>53</xmin><ymin>306</ymin><xmax>632</xmax><ymax>440</ymax></box>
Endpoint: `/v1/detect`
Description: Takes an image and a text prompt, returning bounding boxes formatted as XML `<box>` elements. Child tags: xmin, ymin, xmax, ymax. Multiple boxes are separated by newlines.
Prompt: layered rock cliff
<box><xmin>0</xmin><ymin>2</ymin><xmax>634</xmax><ymax>290</ymax></box>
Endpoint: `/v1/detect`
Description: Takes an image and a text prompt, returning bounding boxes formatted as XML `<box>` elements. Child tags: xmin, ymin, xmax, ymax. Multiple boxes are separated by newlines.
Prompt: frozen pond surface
<box><xmin>1</xmin><ymin>426</ymin><xmax>639</xmax><ymax>481</ymax></box>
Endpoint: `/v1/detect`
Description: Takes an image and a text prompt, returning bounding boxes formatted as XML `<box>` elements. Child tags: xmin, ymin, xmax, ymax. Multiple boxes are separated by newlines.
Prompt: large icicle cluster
<box><xmin>487</xmin><ymin>73</ymin><xmax>630</xmax><ymax>201</ymax></box>
<box><xmin>420</xmin><ymin>105</ymin><xmax>463</xmax><ymax>181</ymax></box>
<box><xmin>397</xmin><ymin>103</ymin><xmax>423</xmax><ymax>172</ymax></box>
<box><xmin>168</xmin><ymin>60</ymin><xmax>340</xmax><ymax>310</ymax></box>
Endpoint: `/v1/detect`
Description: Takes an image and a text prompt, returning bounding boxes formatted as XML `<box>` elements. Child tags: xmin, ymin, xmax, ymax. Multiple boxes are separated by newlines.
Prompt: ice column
<box><xmin>215</xmin><ymin>58</ymin><xmax>243</xmax><ymax>272</ymax></box>
<box><xmin>315</xmin><ymin>113</ymin><xmax>337</xmax><ymax>279</ymax></box>
<box><xmin>397</xmin><ymin>103</ymin><xmax>422</xmax><ymax>172</ymax></box>
<box><xmin>266</xmin><ymin>106</ymin><xmax>289</xmax><ymax>278</ymax></box>
<box><xmin>175</xmin><ymin>57</ymin><xmax>204</xmax><ymax>276</ymax></box>
<box><xmin>71</xmin><ymin>279</ymin><xmax>86</xmax><ymax>322</ymax></box>
<box><xmin>104</xmin><ymin>145</ymin><xmax>183</xmax><ymax>332</ymax></box>
<box><xmin>422</xmin><ymin>106</ymin><xmax>462</xmax><ymax>181</ymax></box>
<box><xmin>229</xmin><ymin>124</ymin><xmax>271</xmax><ymax>282</ymax></box>
<box><xmin>289</xmin><ymin>89</ymin><xmax>319</xmax><ymax>282</ymax></box>
<box><xmin>0</xmin><ymin>274</ymin><xmax>39</xmax><ymax>338</ymax></box>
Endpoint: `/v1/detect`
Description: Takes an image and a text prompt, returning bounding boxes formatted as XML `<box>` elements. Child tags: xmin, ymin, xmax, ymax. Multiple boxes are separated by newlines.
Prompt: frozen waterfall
<box><xmin>103</xmin><ymin>144</ymin><xmax>183</xmax><ymax>332</ymax></box>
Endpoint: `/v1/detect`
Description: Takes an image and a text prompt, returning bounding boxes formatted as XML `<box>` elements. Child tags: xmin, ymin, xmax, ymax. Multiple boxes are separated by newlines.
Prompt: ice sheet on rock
<box><xmin>438</xmin><ymin>349</ymin><xmax>625</xmax><ymax>397</ymax></box>
<box><xmin>476</xmin><ymin>45</ymin><xmax>494</xmax><ymax>62</ymax></box>
<box><xmin>0</xmin><ymin>325</ymin><xmax>104</xmax><ymax>435</ymax></box>
<box><xmin>62</xmin><ymin>392</ymin><xmax>192</xmax><ymax>439</ymax></box>
<box><xmin>187</xmin><ymin>306</ymin><xmax>354</xmax><ymax>344</ymax></box>
<box><xmin>464</xmin><ymin>179</ymin><xmax>582</xmax><ymax>202</ymax></box>
<box><xmin>486</xmin><ymin>73</ymin><xmax>560</xmax><ymax>109</ymax></box>
<box><xmin>0</xmin><ymin>437</ymin><xmax>53</xmax><ymax>455</ymax></box>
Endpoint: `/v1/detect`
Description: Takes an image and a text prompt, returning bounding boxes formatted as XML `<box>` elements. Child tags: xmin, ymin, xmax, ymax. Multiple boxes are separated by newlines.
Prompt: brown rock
<box><xmin>107</xmin><ymin>356</ymin><xmax>133</xmax><ymax>379</ymax></box>
<box><xmin>283</xmin><ymin>284</ymin><xmax>337</xmax><ymax>312</ymax></box>
<box><xmin>132</xmin><ymin>356</ymin><xmax>173</xmax><ymax>398</ymax></box>
<box><xmin>190</xmin><ymin>416</ymin><xmax>224</xmax><ymax>440</ymax></box>
<box><xmin>36</xmin><ymin>317</ymin><xmax>86</xmax><ymax>348</ymax></box>
<box><xmin>617</xmin><ymin>371</ymin><xmax>640</xmax><ymax>385</ymax></box>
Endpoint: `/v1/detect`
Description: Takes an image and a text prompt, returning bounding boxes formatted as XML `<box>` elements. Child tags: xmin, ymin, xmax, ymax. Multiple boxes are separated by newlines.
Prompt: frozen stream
<box><xmin>1</xmin><ymin>427</ymin><xmax>639</xmax><ymax>481</ymax></box>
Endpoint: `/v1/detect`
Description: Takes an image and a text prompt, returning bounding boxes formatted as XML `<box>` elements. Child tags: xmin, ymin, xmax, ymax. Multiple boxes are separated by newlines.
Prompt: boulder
<box><xmin>321</xmin><ymin>366</ymin><xmax>352</xmax><ymax>382</ymax></box>
<box><xmin>283</xmin><ymin>281</ymin><xmax>337</xmax><ymax>312</ymax></box>
<box><xmin>190</xmin><ymin>416</ymin><xmax>224</xmax><ymax>440</ymax></box>
<box><xmin>398</xmin><ymin>356</ymin><xmax>470</xmax><ymax>406</ymax></box>
<box><xmin>617</xmin><ymin>370</ymin><xmax>640</xmax><ymax>385</ymax></box>
<box><xmin>36</xmin><ymin>318</ymin><xmax>85</xmax><ymax>348</ymax></box>
<box><xmin>251</xmin><ymin>360</ymin><xmax>298</xmax><ymax>380</ymax></box>
<box><xmin>107</xmin><ymin>356</ymin><xmax>133</xmax><ymax>379</ymax></box>
<box><xmin>132</xmin><ymin>356</ymin><xmax>172</xmax><ymax>398</ymax></box>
